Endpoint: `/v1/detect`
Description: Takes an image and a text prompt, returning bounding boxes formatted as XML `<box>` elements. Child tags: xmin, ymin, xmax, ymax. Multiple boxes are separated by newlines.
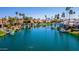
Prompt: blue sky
<box><xmin>0</xmin><ymin>7</ymin><xmax>79</xmax><ymax>19</ymax></box>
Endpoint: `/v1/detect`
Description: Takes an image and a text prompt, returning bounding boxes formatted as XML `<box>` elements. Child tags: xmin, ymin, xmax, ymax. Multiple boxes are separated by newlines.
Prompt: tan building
<box><xmin>17</xmin><ymin>19</ymin><xmax>24</xmax><ymax>24</ymax></box>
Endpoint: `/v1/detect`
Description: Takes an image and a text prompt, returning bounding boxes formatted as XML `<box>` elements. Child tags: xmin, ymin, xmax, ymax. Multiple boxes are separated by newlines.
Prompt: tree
<box><xmin>65</xmin><ymin>7</ymin><xmax>72</xmax><ymax>20</ymax></box>
<box><xmin>57</xmin><ymin>14</ymin><xmax>60</xmax><ymax>19</ymax></box>
<box><xmin>54</xmin><ymin>14</ymin><xmax>60</xmax><ymax>19</ymax></box>
<box><xmin>69</xmin><ymin>10</ymin><xmax>73</xmax><ymax>20</ymax></box>
<box><xmin>23</xmin><ymin>16</ymin><xmax>29</xmax><ymax>20</ymax></box>
<box><xmin>65</xmin><ymin>7</ymin><xmax>75</xmax><ymax>20</ymax></box>
<box><xmin>22</xmin><ymin>13</ymin><xmax>25</xmax><ymax>19</ymax></box>
<box><xmin>19</xmin><ymin>13</ymin><xmax>22</xmax><ymax>18</ymax></box>
<box><xmin>69</xmin><ymin>10</ymin><xmax>75</xmax><ymax>20</ymax></box>
<box><xmin>15</xmin><ymin>12</ymin><xmax>18</xmax><ymax>17</ymax></box>
<box><xmin>18</xmin><ymin>13</ymin><xmax>26</xmax><ymax>19</ymax></box>
<box><xmin>29</xmin><ymin>17</ymin><xmax>33</xmax><ymax>20</ymax></box>
<box><xmin>61</xmin><ymin>12</ymin><xmax>65</xmax><ymax>21</ymax></box>
<box><xmin>72</xmin><ymin>11</ymin><xmax>75</xmax><ymax>19</ymax></box>
<box><xmin>45</xmin><ymin>15</ymin><xmax>47</xmax><ymax>20</ymax></box>
<box><xmin>15</xmin><ymin>12</ymin><xmax>18</xmax><ymax>19</ymax></box>
<box><xmin>65</xmin><ymin>7</ymin><xmax>71</xmax><ymax>11</ymax></box>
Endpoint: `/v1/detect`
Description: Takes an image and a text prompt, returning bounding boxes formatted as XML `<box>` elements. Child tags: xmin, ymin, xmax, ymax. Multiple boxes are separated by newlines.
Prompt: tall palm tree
<box><xmin>57</xmin><ymin>14</ymin><xmax>60</xmax><ymax>19</ymax></box>
<box><xmin>19</xmin><ymin>13</ymin><xmax>22</xmax><ymax>18</ymax></box>
<box><xmin>65</xmin><ymin>7</ymin><xmax>72</xmax><ymax>20</ymax></box>
<box><xmin>19</xmin><ymin>13</ymin><xmax>25</xmax><ymax>19</ymax></box>
<box><xmin>69</xmin><ymin>10</ymin><xmax>75</xmax><ymax>20</ymax></box>
<box><xmin>15</xmin><ymin>12</ymin><xmax>18</xmax><ymax>19</ymax></box>
<box><xmin>69</xmin><ymin>10</ymin><xmax>73</xmax><ymax>20</ymax></box>
<box><xmin>15</xmin><ymin>12</ymin><xmax>18</xmax><ymax>15</ymax></box>
<box><xmin>45</xmin><ymin>15</ymin><xmax>47</xmax><ymax>20</ymax></box>
<box><xmin>22</xmin><ymin>13</ymin><xmax>25</xmax><ymax>19</ymax></box>
<box><xmin>15</xmin><ymin>12</ymin><xmax>18</xmax><ymax>16</ymax></box>
<box><xmin>65</xmin><ymin>7</ymin><xmax>71</xmax><ymax>11</ymax></box>
<box><xmin>54</xmin><ymin>14</ymin><xmax>57</xmax><ymax>19</ymax></box>
<box><xmin>73</xmin><ymin>11</ymin><xmax>75</xmax><ymax>19</ymax></box>
<box><xmin>61</xmin><ymin>12</ymin><xmax>65</xmax><ymax>21</ymax></box>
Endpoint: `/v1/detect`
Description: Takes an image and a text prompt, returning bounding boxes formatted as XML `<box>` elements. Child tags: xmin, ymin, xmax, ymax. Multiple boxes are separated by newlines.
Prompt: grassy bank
<box><xmin>40</xmin><ymin>22</ymin><xmax>52</xmax><ymax>26</ymax></box>
<box><xmin>0</xmin><ymin>30</ymin><xmax>6</xmax><ymax>36</ymax></box>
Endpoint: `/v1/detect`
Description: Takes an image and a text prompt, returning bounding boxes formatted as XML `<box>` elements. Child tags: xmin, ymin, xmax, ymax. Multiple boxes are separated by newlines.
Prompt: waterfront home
<box><xmin>33</xmin><ymin>20</ymin><xmax>38</xmax><ymax>23</ymax></box>
<box><xmin>69</xmin><ymin>20</ymin><xmax>75</xmax><ymax>27</ymax></box>
<box><xmin>63</xmin><ymin>20</ymin><xmax>79</xmax><ymax>27</ymax></box>
<box><xmin>74</xmin><ymin>20</ymin><xmax>79</xmax><ymax>25</ymax></box>
<box><xmin>17</xmin><ymin>19</ymin><xmax>24</xmax><ymax>24</ymax></box>
<box><xmin>43</xmin><ymin>20</ymin><xmax>51</xmax><ymax>23</ymax></box>
<box><xmin>30</xmin><ymin>20</ymin><xmax>34</xmax><ymax>23</ymax></box>
<box><xmin>0</xmin><ymin>19</ymin><xmax>3</xmax><ymax>28</ymax></box>
<box><xmin>38</xmin><ymin>20</ymin><xmax>43</xmax><ymax>23</ymax></box>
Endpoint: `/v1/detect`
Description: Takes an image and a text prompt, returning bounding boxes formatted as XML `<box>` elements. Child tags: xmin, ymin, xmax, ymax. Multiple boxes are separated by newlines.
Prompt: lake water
<box><xmin>0</xmin><ymin>26</ymin><xmax>79</xmax><ymax>51</ymax></box>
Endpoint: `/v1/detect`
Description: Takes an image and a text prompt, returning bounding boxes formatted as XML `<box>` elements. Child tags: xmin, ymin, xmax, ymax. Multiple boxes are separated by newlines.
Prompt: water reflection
<box><xmin>0</xmin><ymin>27</ymin><xmax>79</xmax><ymax>50</ymax></box>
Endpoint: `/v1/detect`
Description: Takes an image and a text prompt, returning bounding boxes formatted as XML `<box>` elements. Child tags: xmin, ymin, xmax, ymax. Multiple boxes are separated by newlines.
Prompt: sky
<box><xmin>0</xmin><ymin>7</ymin><xmax>79</xmax><ymax>19</ymax></box>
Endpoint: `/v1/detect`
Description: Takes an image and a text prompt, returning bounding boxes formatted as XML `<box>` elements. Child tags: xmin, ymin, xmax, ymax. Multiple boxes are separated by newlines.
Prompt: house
<box><xmin>0</xmin><ymin>19</ymin><xmax>4</xmax><ymax>28</ymax></box>
<box><xmin>17</xmin><ymin>19</ymin><xmax>24</xmax><ymax>24</ymax></box>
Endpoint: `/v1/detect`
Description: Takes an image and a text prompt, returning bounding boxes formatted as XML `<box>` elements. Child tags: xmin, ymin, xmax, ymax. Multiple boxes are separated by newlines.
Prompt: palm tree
<box><xmin>19</xmin><ymin>13</ymin><xmax>25</xmax><ymax>19</ymax></box>
<box><xmin>19</xmin><ymin>13</ymin><xmax>22</xmax><ymax>18</ymax></box>
<box><xmin>45</xmin><ymin>15</ymin><xmax>47</xmax><ymax>20</ymax></box>
<box><xmin>61</xmin><ymin>12</ymin><xmax>65</xmax><ymax>21</ymax></box>
<box><xmin>68</xmin><ymin>10</ymin><xmax>75</xmax><ymax>32</ymax></box>
<box><xmin>57</xmin><ymin>14</ymin><xmax>60</xmax><ymax>19</ymax></box>
<box><xmin>15</xmin><ymin>12</ymin><xmax>18</xmax><ymax>16</ymax></box>
<box><xmin>22</xmin><ymin>13</ymin><xmax>25</xmax><ymax>19</ymax></box>
<box><xmin>72</xmin><ymin>11</ymin><xmax>75</xmax><ymax>20</ymax></box>
<box><xmin>15</xmin><ymin>12</ymin><xmax>18</xmax><ymax>19</ymax></box>
<box><xmin>54</xmin><ymin>14</ymin><xmax>57</xmax><ymax>19</ymax></box>
<box><xmin>69</xmin><ymin>10</ymin><xmax>75</xmax><ymax>20</ymax></box>
<box><xmin>69</xmin><ymin>10</ymin><xmax>73</xmax><ymax>20</ymax></box>
<box><xmin>65</xmin><ymin>7</ymin><xmax>72</xmax><ymax>20</ymax></box>
<box><xmin>29</xmin><ymin>17</ymin><xmax>33</xmax><ymax>20</ymax></box>
<box><xmin>65</xmin><ymin>7</ymin><xmax>71</xmax><ymax>11</ymax></box>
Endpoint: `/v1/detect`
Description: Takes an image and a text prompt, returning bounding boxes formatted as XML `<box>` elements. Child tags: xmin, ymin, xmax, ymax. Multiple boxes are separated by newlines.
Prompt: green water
<box><xmin>0</xmin><ymin>26</ymin><xmax>79</xmax><ymax>51</ymax></box>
